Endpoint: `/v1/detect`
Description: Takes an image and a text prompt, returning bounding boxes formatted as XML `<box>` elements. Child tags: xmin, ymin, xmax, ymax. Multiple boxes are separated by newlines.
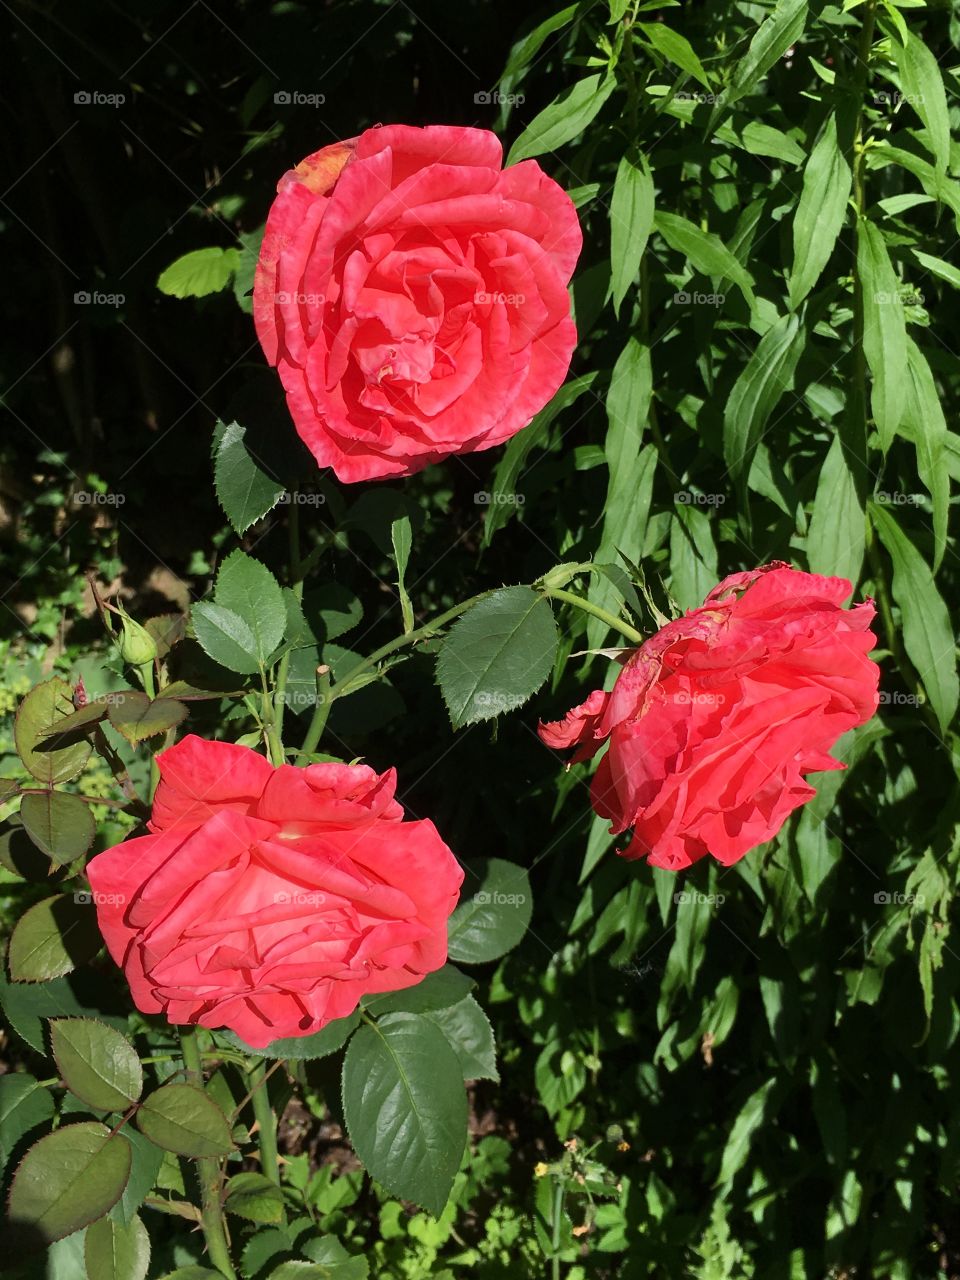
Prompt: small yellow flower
<box><xmin>617</xmin><ymin>1140</ymin><xmax>630</xmax><ymax>1152</ymax></box>
<box><xmin>534</xmin><ymin>1162</ymin><xmax>549</xmax><ymax>1178</ymax></box>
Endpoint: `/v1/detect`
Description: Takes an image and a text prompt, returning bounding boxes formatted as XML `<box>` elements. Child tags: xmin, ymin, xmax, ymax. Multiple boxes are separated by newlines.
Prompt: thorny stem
<box><xmin>178</xmin><ymin>1026</ymin><xmax>237</xmax><ymax>1280</ymax></box>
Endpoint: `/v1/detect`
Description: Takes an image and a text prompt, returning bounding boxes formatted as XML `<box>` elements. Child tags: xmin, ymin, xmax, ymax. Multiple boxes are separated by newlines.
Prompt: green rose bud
<box><xmin>117</xmin><ymin>606</ymin><xmax>157</xmax><ymax>666</ymax></box>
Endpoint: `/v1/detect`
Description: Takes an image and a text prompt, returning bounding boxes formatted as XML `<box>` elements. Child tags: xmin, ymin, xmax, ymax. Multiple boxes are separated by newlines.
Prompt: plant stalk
<box><xmin>542</xmin><ymin>587</ymin><xmax>644</xmax><ymax>645</ymax></box>
<box><xmin>178</xmin><ymin>1026</ymin><xmax>237</xmax><ymax>1280</ymax></box>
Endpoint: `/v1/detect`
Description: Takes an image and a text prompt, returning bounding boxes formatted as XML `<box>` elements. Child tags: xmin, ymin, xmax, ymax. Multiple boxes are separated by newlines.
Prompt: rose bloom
<box><xmin>539</xmin><ymin>564</ymin><xmax>879</xmax><ymax>871</ymax></box>
<box><xmin>253</xmin><ymin>124</ymin><xmax>581</xmax><ymax>482</ymax></box>
<box><xmin>86</xmin><ymin>736</ymin><xmax>463</xmax><ymax>1047</ymax></box>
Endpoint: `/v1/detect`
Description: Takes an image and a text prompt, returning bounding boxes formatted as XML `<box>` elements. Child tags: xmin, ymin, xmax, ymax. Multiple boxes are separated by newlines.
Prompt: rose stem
<box><xmin>247</xmin><ymin>1059</ymin><xmax>282</xmax><ymax>1189</ymax></box>
<box><xmin>273</xmin><ymin>492</ymin><xmax>304</xmax><ymax>755</ymax></box>
<box><xmin>541</xmin><ymin>587</ymin><xmax>644</xmax><ymax>645</ymax></box>
<box><xmin>178</xmin><ymin>1025</ymin><xmax>238</xmax><ymax>1280</ymax></box>
<box><xmin>137</xmin><ymin>659</ymin><xmax>161</xmax><ymax>798</ymax></box>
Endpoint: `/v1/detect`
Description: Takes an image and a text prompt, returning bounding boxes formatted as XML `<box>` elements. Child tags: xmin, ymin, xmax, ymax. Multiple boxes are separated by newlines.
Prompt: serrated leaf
<box><xmin>157</xmin><ymin>246</ymin><xmax>242</xmax><ymax>298</ymax></box>
<box><xmin>35</xmin><ymin>698</ymin><xmax>111</xmax><ymax>745</ymax></box>
<box><xmin>0</xmin><ymin>969</ymin><xmax>126</xmax><ymax>1053</ymax></box>
<box><xmin>507</xmin><ymin>74</ymin><xmax>616</xmax><ymax>164</ymax></box>
<box><xmin>655</xmin><ymin>211</ymin><xmax>755</xmax><ymax>304</ymax></box>
<box><xmin>8</xmin><ymin>895</ymin><xmax>102</xmax><ymax>981</ymax></box>
<box><xmin>19</xmin><ymin>791</ymin><xmax>95</xmax><ymax>866</ymax></box>
<box><xmin>638</xmin><ymin>22</ymin><xmax>709</xmax><ymax>87</ymax></box>
<box><xmin>363</xmin><ymin>965</ymin><xmax>474</xmax><ymax>1017</ymax></box>
<box><xmin>892</xmin><ymin>32</ymin><xmax>950</xmax><ymax>171</ymax></box>
<box><xmin>0</xmin><ymin>1074</ymin><xmax>55</xmax><ymax>1174</ymax></box>
<box><xmin>858</xmin><ymin>217</ymin><xmax>906</xmax><ymax>449</ymax></box>
<box><xmin>610</xmin><ymin>152</ymin><xmax>655</xmax><ymax>314</ymax></box>
<box><xmin>436</xmin><ymin>587</ymin><xmax>558</xmax><ymax>728</ymax></box>
<box><xmin>870</xmin><ymin>503</ymin><xmax>957</xmax><ymax>734</ymax></box>
<box><xmin>424</xmin><ymin>995</ymin><xmax>498</xmax><ymax>1082</ymax></box>
<box><xmin>216</xmin><ymin>549</ymin><xmax>287</xmax><ymax>665</ymax></box>
<box><xmin>51</xmin><ymin>1018</ymin><xmax>142</xmax><ymax>1111</ymax></box>
<box><xmin>724</xmin><ymin>312</ymin><xmax>805</xmax><ymax>489</ymax></box>
<box><xmin>806</xmin><ymin>434</ymin><xmax>865</xmax><ymax>585</ymax></box>
<box><xmin>15</xmin><ymin>678</ymin><xmax>92</xmax><ymax>785</ymax></box>
<box><xmin>191</xmin><ymin>602</ymin><xmax>261</xmax><ymax>675</ymax></box>
<box><xmin>0</xmin><ymin>818</ymin><xmax>69</xmax><ymax>882</ymax></box>
<box><xmin>84</xmin><ymin>1212</ymin><xmax>150</xmax><ymax>1280</ymax></box>
<box><xmin>113</xmin><ymin>1127</ymin><xmax>164</xmax><ymax>1226</ymax></box>
<box><xmin>7</xmin><ymin>1122</ymin><xmax>131</xmax><ymax>1244</ymax></box>
<box><xmin>446</xmin><ymin>858</ymin><xmax>533</xmax><ymax>964</ymax></box>
<box><xmin>218</xmin><ymin>1010</ymin><xmax>360</xmax><ymax>1061</ymax></box>
<box><xmin>214</xmin><ymin>420</ymin><xmax>285</xmax><ymax>534</ymax></box>
<box><xmin>342</xmin><ymin>1013</ymin><xmax>467</xmax><ymax>1216</ymax></box>
<box><xmin>225</xmin><ymin>1171</ymin><xmax>285</xmax><ymax>1223</ymax></box>
<box><xmin>136</xmin><ymin>1082</ymin><xmax>235</xmax><ymax>1158</ymax></box>
<box><xmin>106</xmin><ymin>692</ymin><xmax>188</xmax><ymax>745</ymax></box>
<box><xmin>788</xmin><ymin>114</ymin><xmax>852</xmax><ymax>308</ymax></box>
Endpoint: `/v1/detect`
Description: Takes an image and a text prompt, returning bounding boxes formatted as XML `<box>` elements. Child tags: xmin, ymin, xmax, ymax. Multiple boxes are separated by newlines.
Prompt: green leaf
<box><xmin>157</xmin><ymin>246</ymin><xmax>242</xmax><ymax>298</ymax></box>
<box><xmin>901</xmin><ymin>339</ymin><xmax>948</xmax><ymax>571</ymax></box>
<box><xmin>191</xmin><ymin>602</ymin><xmax>261</xmax><ymax>675</ymax></box>
<box><xmin>654</xmin><ymin>211</ymin><xmax>755</xmax><ymax>304</ymax></box>
<box><xmin>225</xmin><ymin>1171</ymin><xmax>285</xmax><ymax>1223</ymax></box>
<box><xmin>0</xmin><ymin>969</ymin><xmax>126</xmax><ymax>1053</ymax></box>
<box><xmin>84</xmin><ymin>1213</ymin><xmax>150</xmax><ymax>1280</ymax></box>
<box><xmin>113</xmin><ymin>1127</ymin><xmax>164</xmax><ymax>1226</ymax></box>
<box><xmin>436</xmin><ymin>586</ymin><xmax>559</xmax><ymax>729</ymax></box>
<box><xmin>302</xmin><ymin>585</ymin><xmax>364</xmax><ymax>643</ymax></box>
<box><xmin>858</xmin><ymin>217</ymin><xmax>907</xmax><ymax>449</ymax></box>
<box><xmin>788</xmin><ymin>114</ymin><xmax>852</xmax><ymax>308</ymax></box>
<box><xmin>806</xmin><ymin>434</ymin><xmax>865</xmax><ymax>585</ymax></box>
<box><xmin>218</xmin><ymin>1010</ymin><xmax>361</xmax><ymax>1061</ymax></box>
<box><xmin>482</xmin><ymin>374</ymin><xmax>598</xmax><ymax>547</ymax></box>
<box><xmin>363</xmin><ymin>965</ymin><xmax>474</xmax><ymax>1017</ymax></box>
<box><xmin>19</xmin><ymin>791</ymin><xmax>95</xmax><ymax>866</ymax></box>
<box><xmin>7</xmin><ymin>1121</ymin><xmax>131</xmax><ymax>1244</ymax></box>
<box><xmin>216</xmin><ymin>549</ymin><xmax>287</xmax><ymax>665</ymax></box>
<box><xmin>267</xmin><ymin>1264</ymin><xmax>367</xmax><ymax>1280</ymax></box>
<box><xmin>0</xmin><ymin>1074</ymin><xmax>55</xmax><ymax>1174</ymax></box>
<box><xmin>15</xmin><ymin>678</ymin><xmax>92</xmax><ymax>785</ymax></box>
<box><xmin>8</xmin><ymin>895</ymin><xmax>102</xmax><ymax>981</ymax></box>
<box><xmin>892</xmin><ymin>32</ymin><xmax>950</xmax><ymax>171</ymax></box>
<box><xmin>157</xmin><ymin>1270</ymin><xmax>225</xmax><ymax>1280</ymax></box>
<box><xmin>424</xmin><ymin>995</ymin><xmax>498</xmax><ymax>1082</ymax></box>
<box><xmin>724</xmin><ymin>312</ymin><xmax>805</xmax><ymax>490</ymax></box>
<box><xmin>501</xmin><ymin>4</ymin><xmax>578</xmax><ymax>83</ymax></box>
<box><xmin>0</xmin><ymin>817</ymin><xmax>64</xmax><ymax>882</ymax></box>
<box><xmin>447</xmin><ymin>858</ymin><xmax>533</xmax><ymax>964</ymax></box>
<box><xmin>213</xmin><ymin>420</ymin><xmax>285</xmax><ymax>535</ymax></box>
<box><xmin>391</xmin><ymin>515</ymin><xmax>414</xmax><ymax>634</ymax></box>
<box><xmin>912</xmin><ymin>249</ymin><xmax>960</xmax><ymax>291</ymax></box>
<box><xmin>507</xmin><ymin>74</ymin><xmax>616</xmax><ymax>164</ymax></box>
<box><xmin>870</xmin><ymin>502</ymin><xmax>958</xmax><ymax>734</ymax></box>
<box><xmin>716</xmin><ymin>1079</ymin><xmax>780</xmax><ymax>1186</ymax></box>
<box><xmin>106</xmin><ymin>692</ymin><xmax>189</xmax><ymax>746</ymax></box>
<box><xmin>610</xmin><ymin>152</ymin><xmax>655</xmax><ymax>314</ymax></box>
<box><xmin>669</xmin><ymin>503</ymin><xmax>718</xmax><ymax>612</ymax></box>
<box><xmin>35</xmin><ymin>698</ymin><xmax>111</xmax><ymax>745</ymax></box>
<box><xmin>721</xmin><ymin>0</ymin><xmax>808</xmax><ymax>107</ymax></box>
<box><xmin>638</xmin><ymin>23</ymin><xmax>709</xmax><ymax>87</ymax></box>
<box><xmin>136</xmin><ymin>1082</ymin><xmax>235</xmax><ymax>1158</ymax></box>
<box><xmin>342</xmin><ymin>1013</ymin><xmax>468</xmax><ymax>1216</ymax></box>
<box><xmin>50</xmin><ymin>1018</ymin><xmax>142</xmax><ymax>1111</ymax></box>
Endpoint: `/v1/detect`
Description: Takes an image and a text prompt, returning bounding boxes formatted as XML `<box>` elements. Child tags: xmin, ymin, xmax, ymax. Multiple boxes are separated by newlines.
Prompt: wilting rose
<box><xmin>253</xmin><ymin>124</ymin><xmax>581</xmax><ymax>482</ymax></box>
<box><xmin>539</xmin><ymin>564</ymin><xmax>879</xmax><ymax>871</ymax></box>
<box><xmin>86</xmin><ymin>736</ymin><xmax>463</xmax><ymax>1047</ymax></box>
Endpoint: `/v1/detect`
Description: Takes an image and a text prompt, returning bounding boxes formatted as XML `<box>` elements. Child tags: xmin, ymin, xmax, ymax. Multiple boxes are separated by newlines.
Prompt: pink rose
<box><xmin>86</xmin><ymin>736</ymin><xmax>463</xmax><ymax>1047</ymax></box>
<box><xmin>539</xmin><ymin>564</ymin><xmax>879</xmax><ymax>871</ymax></box>
<box><xmin>253</xmin><ymin>124</ymin><xmax>581</xmax><ymax>482</ymax></box>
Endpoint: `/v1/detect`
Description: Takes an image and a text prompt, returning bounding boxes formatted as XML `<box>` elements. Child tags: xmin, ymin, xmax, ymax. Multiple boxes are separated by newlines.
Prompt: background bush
<box><xmin>2</xmin><ymin>1</ymin><xmax>959</xmax><ymax>1276</ymax></box>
